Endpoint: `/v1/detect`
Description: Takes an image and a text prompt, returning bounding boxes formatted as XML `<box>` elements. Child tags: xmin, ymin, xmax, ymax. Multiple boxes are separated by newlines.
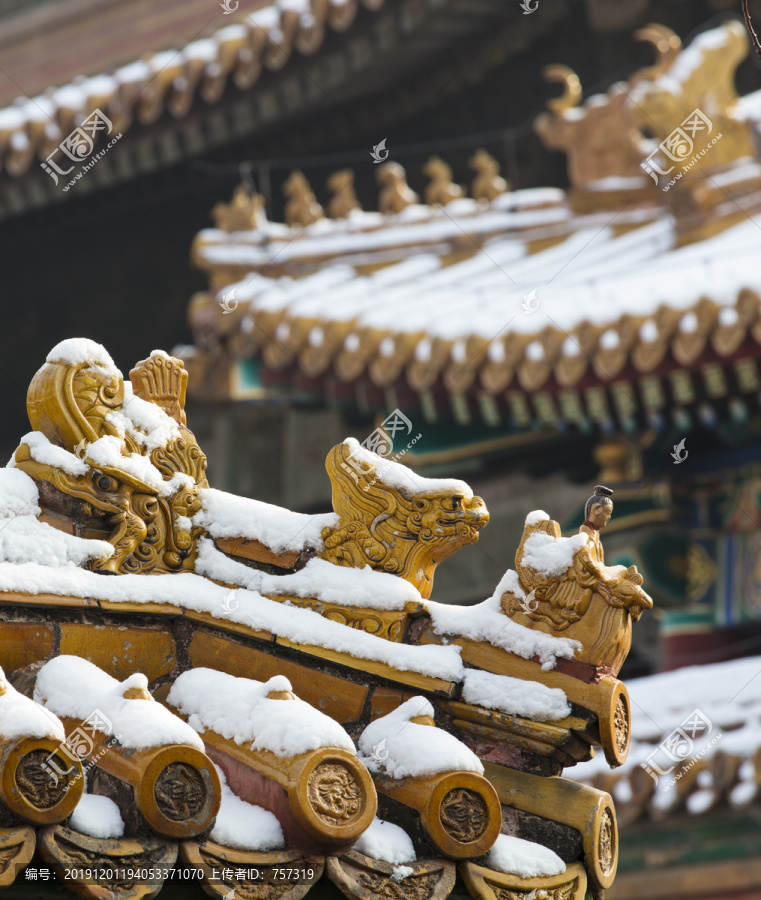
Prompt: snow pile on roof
<box><xmin>485</xmin><ymin>833</ymin><xmax>566</xmax><ymax>878</ymax></box>
<box><xmin>0</xmin><ymin>667</ymin><xmax>64</xmax><ymax>741</ymax></box>
<box><xmin>353</xmin><ymin>818</ymin><xmax>416</xmax><ymax>864</ymax></box>
<box><xmin>428</xmin><ymin>570</ymin><xmax>579</xmax><ymax>670</ymax></box>
<box><xmin>196</xmin><ymin>539</ymin><xmax>423</xmax><ymax>611</ymax></box>
<box><xmin>210</xmin><ymin>765</ymin><xmax>285</xmax><ymax>851</ymax></box>
<box><xmin>520</xmin><ymin>531</ymin><xmax>589</xmax><ymax>578</ymax></box>
<box><xmin>70</xmin><ymin>794</ymin><xmax>125</xmax><ymax>840</ymax></box>
<box><xmin>34</xmin><ymin>657</ymin><xmax>204</xmax><ymax>751</ymax></box>
<box><xmin>359</xmin><ymin>697</ymin><xmax>482</xmax><ymax>778</ymax></box>
<box><xmin>106</xmin><ymin>381</ymin><xmax>181</xmax><ymax>452</ymax></box>
<box><xmin>0</xmin><ymin>469</ymin><xmax>113</xmax><ymax>568</ymax></box>
<box><xmin>461</xmin><ymin>669</ymin><xmax>571</xmax><ymax>722</ymax></box>
<box><xmin>342</xmin><ymin>438</ymin><xmax>473</xmax><ymax>498</ymax></box>
<box><xmin>0</xmin><ymin>467</ymin><xmax>40</xmax><ymax>518</ymax></box>
<box><xmin>85</xmin><ymin>435</ymin><xmax>195</xmax><ymax>496</ymax></box>
<box><xmin>0</xmin><ymin>563</ymin><xmax>465</xmax><ymax>681</ymax></box>
<box><xmin>194</xmin><ymin>487</ymin><xmax>337</xmax><ymax>552</ymax></box>
<box><xmin>46</xmin><ymin>338</ymin><xmax>121</xmax><ymax>378</ymax></box>
<box><xmin>167</xmin><ymin>668</ymin><xmax>356</xmax><ymax>757</ymax></box>
<box><xmin>14</xmin><ymin>432</ymin><xmax>88</xmax><ymax>478</ymax></box>
<box><xmin>574</xmin><ymin>656</ymin><xmax>761</xmax><ymax>817</ymax></box>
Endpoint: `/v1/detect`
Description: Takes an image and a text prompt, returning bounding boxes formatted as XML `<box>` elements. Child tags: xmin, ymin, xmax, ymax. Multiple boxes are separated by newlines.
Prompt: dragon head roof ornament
<box><xmin>0</xmin><ymin>339</ymin><xmax>655</xmax><ymax>899</ymax></box>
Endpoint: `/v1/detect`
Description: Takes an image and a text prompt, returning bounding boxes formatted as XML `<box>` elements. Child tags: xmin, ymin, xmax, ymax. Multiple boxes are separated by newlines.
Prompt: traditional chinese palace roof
<box><xmin>574</xmin><ymin>653</ymin><xmax>761</xmax><ymax>899</ymax></box>
<box><xmin>178</xmin><ymin>18</ymin><xmax>761</xmax><ymax>442</ymax></box>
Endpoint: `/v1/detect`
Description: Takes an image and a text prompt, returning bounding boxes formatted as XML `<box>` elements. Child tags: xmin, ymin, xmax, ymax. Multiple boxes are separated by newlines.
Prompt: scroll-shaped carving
<box><xmin>15</xmin><ymin>342</ymin><xmax>207</xmax><ymax>575</ymax></box>
<box><xmin>503</xmin><ymin>487</ymin><xmax>652</xmax><ymax>673</ymax></box>
<box><xmin>632</xmin><ymin>20</ymin><xmax>756</xmax><ymax>176</ymax></box>
<box><xmin>326</xmin><ymin>852</ymin><xmax>456</xmax><ymax>900</ymax></box>
<box><xmin>319</xmin><ymin>440</ymin><xmax>488</xmax><ymax>599</ymax></box>
<box><xmin>534</xmin><ymin>26</ymin><xmax>681</xmax><ymax>189</ymax></box>
<box><xmin>38</xmin><ymin>825</ymin><xmax>177</xmax><ymax>900</ymax></box>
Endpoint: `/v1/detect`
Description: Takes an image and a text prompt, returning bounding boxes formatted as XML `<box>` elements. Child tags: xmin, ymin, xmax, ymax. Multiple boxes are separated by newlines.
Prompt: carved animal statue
<box><xmin>469</xmin><ymin>149</ymin><xmax>509</xmax><ymax>202</ymax></box>
<box><xmin>211</xmin><ymin>184</ymin><xmax>267</xmax><ymax>232</ymax></box>
<box><xmin>422</xmin><ymin>156</ymin><xmax>465</xmax><ymax>206</ymax></box>
<box><xmin>502</xmin><ymin>497</ymin><xmax>652</xmax><ymax>673</ymax></box>
<box><xmin>326</xmin><ymin>168</ymin><xmax>361</xmax><ymax>219</ymax></box>
<box><xmin>15</xmin><ymin>346</ymin><xmax>207</xmax><ymax>575</ymax></box>
<box><xmin>630</xmin><ymin>20</ymin><xmax>756</xmax><ymax>173</ymax></box>
<box><xmin>318</xmin><ymin>439</ymin><xmax>489</xmax><ymax>599</ymax></box>
<box><xmin>534</xmin><ymin>25</ymin><xmax>681</xmax><ymax>188</ymax></box>
<box><xmin>283</xmin><ymin>169</ymin><xmax>324</xmax><ymax>228</ymax></box>
<box><xmin>376</xmin><ymin>161</ymin><xmax>419</xmax><ymax>214</ymax></box>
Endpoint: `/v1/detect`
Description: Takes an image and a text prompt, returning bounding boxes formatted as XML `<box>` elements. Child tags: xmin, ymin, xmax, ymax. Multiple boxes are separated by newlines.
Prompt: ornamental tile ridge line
<box><xmin>194</xmin><ymin>284</ymin><xmax>761</xmax><ymax>397</ymax></box>
<box><xmin>0</xmin><ymin>0</ymin><xmax>388</xmax><ymax>178</ymax></box>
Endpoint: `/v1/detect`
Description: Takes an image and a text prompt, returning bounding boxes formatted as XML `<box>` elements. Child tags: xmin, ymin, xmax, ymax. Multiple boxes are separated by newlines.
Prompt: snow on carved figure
<box><xmin>502</xmin><ymin>486</ymin><xmax>652</xmax><ymax>675</ymax></box>
<box><xmin>320</xmin><ymin>438</ymin><xmax>489</xmax><ymax>599</ymax></box>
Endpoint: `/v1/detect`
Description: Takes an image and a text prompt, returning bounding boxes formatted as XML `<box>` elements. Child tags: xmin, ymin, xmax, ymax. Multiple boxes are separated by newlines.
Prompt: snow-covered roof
<box><xmin>186</xmin><ymin>167</ymin><xmax>761</xmax><ymax>405</ymax></box>
<box><xmin>574</xmin><ymin>655</ymin><xmax>761</xmax><ymax>824</ymax></box>
<box><xmin>0</xmin><ymin>0</ymin><xmax>386</xmax><ymax>178</ymax></box>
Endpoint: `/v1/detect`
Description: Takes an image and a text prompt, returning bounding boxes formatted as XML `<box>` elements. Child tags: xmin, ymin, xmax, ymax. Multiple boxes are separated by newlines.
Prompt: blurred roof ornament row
<box><xmin>182</xmin><ymin>18</ymin><xmax>761</xmax><ymax>423</ymax></box>
<box><xmin>0</xmin><ymin>0</ymin><xmax>387</xmax><ymax>178</ymax></box>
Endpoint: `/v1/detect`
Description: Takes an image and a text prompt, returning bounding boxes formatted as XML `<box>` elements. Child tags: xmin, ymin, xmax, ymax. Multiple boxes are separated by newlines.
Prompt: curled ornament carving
<box><xmin>439</xmin><ymin>788</ymin><xmax>488</xmax><ymax>843</ymax></box>
<box><xmin>307</xmin><ymin>763</ymin><xmax>364</xmax><ymax>826</ymax></box>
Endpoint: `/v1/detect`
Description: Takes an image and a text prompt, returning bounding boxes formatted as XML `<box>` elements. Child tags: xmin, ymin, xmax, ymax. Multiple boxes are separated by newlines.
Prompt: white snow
<box><xmin>0</xmin><ymin>467</ymin><xmax>40</xmax><ymax>517</ymax></box>
<box><xmin>0</xmin><ymin>563</ymin><xmax>465</xmax><ymax>681</ymax></box>
<box><xmin>485</xmin><ymin>834</ymin><xmax>566</xmax><ymax>879</ymax></box>
<box><xmin>106</xmin><ymin>381</ymin><xmax>181</xmax><ymax>452</ymax></box>
<box><xmin>86</xmin><ymin>435</ymin><xmax>194</xmax><ymax>497</ymax></box>
<box><xmin>428</xmin><ymin>570</ymin><xmax>579</xmax><ymax>670</ymax></box>
<box><xmin>525</xmin><ymin>510</ymin><xmax>550</xmax><ymax>526</ymax></box>
<box><xmin>0</xmin><ymin>469</ymin><xmax>112</xmax><ymax>568</ymax></box>
<box><xmin>167</xmin><ymin>668</ymin><xmax>355</xmax><ymax>757</ymax></box>
<box><xmin>391</xmin><ymin>865</ymin><xmax>414</xmax><ymax>883</ymax></box>
<box><xmin>194</xmin><ymin>487</ymin><xmax>337</xmax><ymax>552</ymax></box>
<box><xmin>352</xmin><ymin>818</ymin><xmax>416</xmax><ymax>864</ymax></box>
<box><xmin>34</xmin><ymin>657</ymin><xmax>204</xmax><ymax>751</ymax></box>
<box><xmin>520</xmin><ymin>531</ymin><xmax>589</xmax><ymax>578</ymax></box>
<box><xmin>461</xmin><ymin>669</ymin><xmax>570</xmax><ymax>722</ymax></box>
<box><xmin>195</xmin><ymin>539</ymin><xmax>423</xmax><ymax>610</ymax></box>
<box><xmin>342</xmin><ymin>439</ymin><xmax>473</xmax><ymax>498</ymax></box>
<box><xmin>0</xmin><ymin>515</ymin><xmax>113</xmax><ymax>568</ymax></box>
<box><xmin>573</xmin><ymin>655</ymin><xmax>761</xmax><ymax>811</ymax></box>
<box><xmin>0</xmin><ymin>668</ymin><xmax>64</xmax><ymax>741</ymax></box>
<box><xmin>210</xmin><ymin>766</ymin><xmax>284</xmax><ymax>851</ymax></box>
<box><xmin>46</xmin><ymin>339</ymin><xmax>120</xmax><ymax>376</ymax></box>
<box><xmin>15</xmin><ymin>432</ymin><xmax>88</xmax><ymax>478</ymax></box>
<box><xmin>359</xmin><ymin>697</ymin><xmax>483</xmax><ymax>778</ymax></box>
<box><xmin>70</xmin><ymin>794</ymin><xmax>125</xmax><ymax>839</ymax></box>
